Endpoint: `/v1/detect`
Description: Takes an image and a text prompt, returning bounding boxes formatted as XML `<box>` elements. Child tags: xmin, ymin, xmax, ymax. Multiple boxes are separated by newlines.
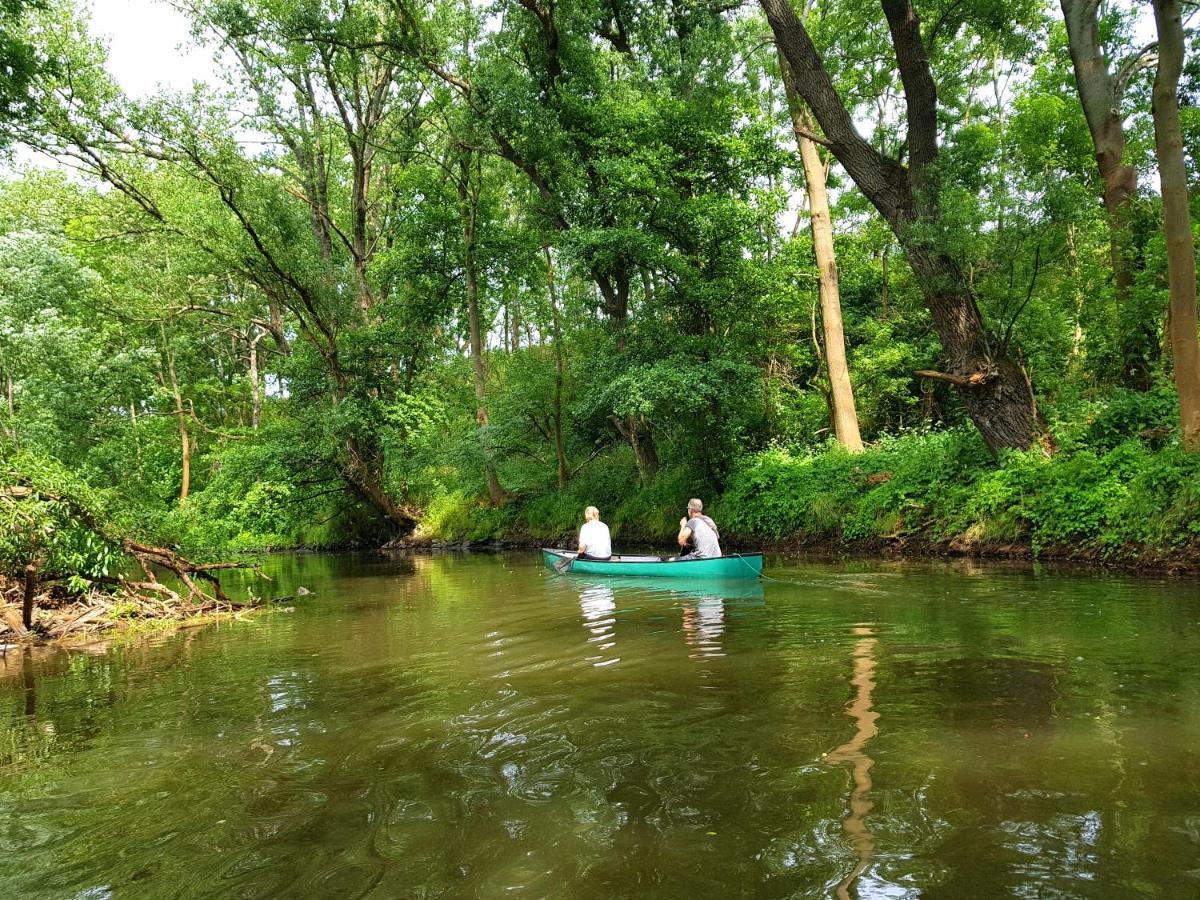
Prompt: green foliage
<box><xmin>0</xmin><ymin>448</ymin><xmax>121</xmax><ymax>585</ymax></box>
<box><xmin>0</xmin><ymin>0</ymin><xmax>52</xmax><ymax>148</ymax></box>
<box><xmin>418</xmin><ymin>491</ymin><xmax>514</xmax><ymax>544</ymax></box>
<box><xmin>720</xmin><ymin>409</ymin><xmax>1200</xmax><ymax>563</ymax></box>
<box><xmin>0</xmin><ymin>0</ymin><xmax>1194</xmax><ymax>570</ymax></box>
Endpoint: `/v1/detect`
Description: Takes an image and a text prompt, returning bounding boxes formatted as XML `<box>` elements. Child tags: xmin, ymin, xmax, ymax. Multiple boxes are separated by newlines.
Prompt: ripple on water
<box><xmin>214</xmin><ymin>847</ymin><xmax>305</xmax><ymax>898</ymax></box>
<box><xmin>5</xmin><ymin>552</ymin><xmax>1200</xmax><ymax>898</ymax></box>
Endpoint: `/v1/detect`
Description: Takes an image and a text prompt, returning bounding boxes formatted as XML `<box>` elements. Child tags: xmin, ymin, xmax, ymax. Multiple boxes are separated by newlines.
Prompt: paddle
<box><xmin>554</xmin><ymin>551</ymin><xmax>577</xmax><ymax>574</ymax></box>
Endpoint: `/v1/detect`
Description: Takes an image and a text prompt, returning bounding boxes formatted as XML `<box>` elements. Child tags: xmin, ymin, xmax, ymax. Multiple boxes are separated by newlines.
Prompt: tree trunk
<box><xmin>266</xmin><ymin>295</ymin><xmax>291</xmax><ymax>356</ymax></box>
<box><xmin>1060</xmin><ymin>0</ymin><xmax>1153</xmax><ymax>389</ymax></box>
<box><xmin>613</xmin><ymin>413</ymin><xmax>659</xmax><ymax>479</ymax></box>
<box><xmin>760</xmin><ymin>0</ymin><xmax>1041</xmax><ymax>453</ymax></box>
<box><xmin>344</xmin><ymin>436</ymin><xmax>420</xmax><ymax>530</ymax></box>
<box><xmin>543</xmin><ymin>237</ymin><xmax>570</xmax><ymax>489</ymax></box>
<box><xmin>594</xmin><ymin>266</ymin><xmax>660</xmax><ymax>471</ymax></box>
<box><xmin>22</xmin><ymin>564</ymin><xmax>38</xmax><ymax>631</ymax></box>
<box><xmin>1067</xmin><ymin>223</ymin><xmax>1087</xmax><ymax>366</ymax></box>
<box><xmin>1151</xmin><ymin>0</ymin><xmax>1200</xmax><ymax>450</ymax></box>
<box><xmin>779</xmin><ymin>49</ymin><xmax>864</xmax><ymax>452</ymax></box>
<box><xmin>880</xmin><ymin>245</ymin><xmax>890</xmax><ymax>320</ymax></box>
<box><xmin>909</xmin><ymin>250</ymin><xmax>1041</xmax><ymax>451</ymax></box>
<box><xmin>510</xmin><ymin>289</ymin><xmax>522</xmax><ymax>351</ymax></box>
<box><xmin>248</xmin><ymin>327</ymin><xmax>262</xmax><ymax>430</ymax></box>
<box><xmin>459</xmin><ymin>154</ymin><xmax>506</xmax><ymax>504</ymax></box>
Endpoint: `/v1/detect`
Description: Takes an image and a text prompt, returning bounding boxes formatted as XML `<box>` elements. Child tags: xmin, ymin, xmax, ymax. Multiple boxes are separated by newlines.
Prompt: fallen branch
<box><xmin>915</xmin><ymin>369</ymin><xmax>994</xmax><ymax>387</ymax></box>
<box><xmin>4</xmin><ymin>481</ymin><xmax>262</xmax><ymax>612</ymax></box>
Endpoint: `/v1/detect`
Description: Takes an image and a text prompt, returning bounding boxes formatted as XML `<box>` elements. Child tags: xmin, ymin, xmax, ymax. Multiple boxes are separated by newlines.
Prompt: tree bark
<box><xmin>22</xmin><ymin>564</ymin><xmax>38</xmax><ymax>630</ymax></box>
<box><xmin>779</xmin><ymin>49</ymin><xmax>864</xmax><ymax>452</ymax></box>
<box><xmin>247</xmin><ymin>327</ymin><xmax>262</xmax><ymax>430</ymax></box>
<box><xmin>1060</xmin><ymin>0</ymin><xmax>1153</xmax><ymax>389</ymax></box>
<box><xmin>594</xmin><ymin>265</ymin><xmax>659</xmax><ymax>472</ymax></box>
<box><xmin>343</xmin><ymin>436</ymin><xmax>420</xmax><ymax>530</ymax></box>
<box><xmin>612</xmin><ymin>413</ymin><xmax>659</xmax><ymax>479</ymax></box>
<box><xmin>459</xmin><ymin>153</ymin><xmax>507</xmax><ymax>504</ymax></box>
<box><xmin>760</xmin><ymin>0</ymin><xmax>1041</xmax><ymax>453</ymax></box>
<box><xmin>1150</xmin><ymin>0</ymin><xmax>1200</xmax><ymax>450</ymax></box>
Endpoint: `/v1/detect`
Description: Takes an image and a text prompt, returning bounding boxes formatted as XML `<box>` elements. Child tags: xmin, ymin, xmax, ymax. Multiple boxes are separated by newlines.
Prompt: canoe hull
<box><xmin>542</xmin><ymin>549</ymin><xmax>762</xmax><ymax>579</ymax></box>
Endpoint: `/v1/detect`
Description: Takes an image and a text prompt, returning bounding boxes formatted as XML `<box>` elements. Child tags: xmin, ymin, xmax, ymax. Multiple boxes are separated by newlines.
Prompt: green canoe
<box><xmin>542</xmin><ymin>548</ymin><xmax>763</xmax><ymax>579</ymax></box>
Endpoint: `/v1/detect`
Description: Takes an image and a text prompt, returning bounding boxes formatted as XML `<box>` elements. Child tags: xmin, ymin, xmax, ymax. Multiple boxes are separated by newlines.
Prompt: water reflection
<box><xmin>824</xmin><ymin>626</ymin><xmax>879</xmax><ymax>899</ymax></box>
<box><xmin>579</xmin><ymin>584</ymin><xmax>619</xmax><ymax>668</ymax></box>
<box><xmin>681</xmin><ymin>596</ymin><xmax>725</xmax><ymax>659</ymax></box>
<box><xmin>5</xmin><ymin>554</ymin><xmax>1200</xmax><ymax>897</ymax></box>
<box><xmin>570</xmin><ymin>576</ymin><xmax>765</xmax><ymax>664</ymax></box>
<box><xmin>22</xmin><ymin>646</ymin><xmax>35</xmax><ymax>717</ymax></box>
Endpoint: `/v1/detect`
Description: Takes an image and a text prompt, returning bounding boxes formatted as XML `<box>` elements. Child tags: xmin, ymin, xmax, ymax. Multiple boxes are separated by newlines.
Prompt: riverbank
<box><xmin>385</xmin><ymin>531</ymin><xmax>1200</xmax><ymax>575</ymax></box>
<box><xmin>385</xmin><ymin>426</ymin><xmax>1200</xmax><ymax>575</ymax></box>
<box><xmin>0</xmin><ymin>574</ymin><xmax>292</xmax><ymax>647</ymax></box>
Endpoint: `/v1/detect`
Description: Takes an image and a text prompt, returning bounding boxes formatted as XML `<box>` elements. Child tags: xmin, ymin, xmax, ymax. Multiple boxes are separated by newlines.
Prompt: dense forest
<box><xmin>3</xmin><ymin>0</ymin><xmax>1200</xmax><ymax>601</ymax></box>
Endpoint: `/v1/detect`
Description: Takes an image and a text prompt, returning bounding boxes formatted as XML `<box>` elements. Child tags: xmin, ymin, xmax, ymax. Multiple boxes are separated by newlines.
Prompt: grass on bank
<box><xmin>141</xmin><ymin>385</ymin><xmax>1200</xmax><ymax>567</ymax></box>
<box><xmin>408</xmin><ymin>387</ymin><xmax>1200</xmax><ymax>565</ymax></box>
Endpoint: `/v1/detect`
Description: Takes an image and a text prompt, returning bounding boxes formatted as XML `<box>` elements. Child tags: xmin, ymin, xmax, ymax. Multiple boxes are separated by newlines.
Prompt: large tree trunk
<box><xmin>459</xmin><ymin>154</ymin><xmax>507</xmax><ymax>504</ymax></box>
<box><xmin>1151</xmin><ymin>0</ymin><xmax>1200</xmax><ymax>451</ymax></box>
<box><xmin>1059</xmin><ymin>0</ymin><xmax>1153</xmax><ymax>389</ymax></box>
<box><xmin>595</xmin><ymin>266</ymin><xmax>660</xmax><ymax>474</ymax></box>
<box><xmin>779</xmin><ymin>49</ymin><xmax>864</xmax><ymax>452</ymax></box>
<box><xmin>760</xmin><ymin>0</ymin><xmax>1041</xmax><ymax>453</ymax></box>
<box><xmin>344</xmin><ymin>436</ymin><xmax>420</xmax><ymax>530</ymax></box>
<box><xmin>909</xmin><ymin>250</ymin><xmax>1041</xmax><ymax>450</ymax></box>
<box><xmin>613</xmin><ymin>413</ymin><xmax>659</xmax><ymax>479</ymax></box>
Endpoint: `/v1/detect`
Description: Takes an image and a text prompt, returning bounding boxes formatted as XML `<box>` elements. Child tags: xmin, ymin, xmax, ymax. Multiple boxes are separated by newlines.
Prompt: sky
<box><xmin>74</xmin><ymin>0</ymin><xmax>1163</xmax><ymax>102</ymax></box>
<box><xmin>7</xmin><ymin>1</ymin><xmax>216</xmax><ymax>171</ymax></box>
<box><xmin>85</xmin><ymin>0</ymin><xmax>218</xmax><ymax>97</ymax></box>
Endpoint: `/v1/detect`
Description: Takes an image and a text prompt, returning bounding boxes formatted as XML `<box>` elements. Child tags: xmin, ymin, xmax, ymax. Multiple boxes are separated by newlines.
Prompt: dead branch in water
<box><xmin>1</xmin><ymin>479</ymin><xmax>270</xmax><ymax>640</ymax></box>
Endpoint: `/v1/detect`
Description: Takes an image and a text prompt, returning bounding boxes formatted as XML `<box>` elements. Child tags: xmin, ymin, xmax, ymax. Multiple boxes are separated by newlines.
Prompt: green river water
<box><xmin>1</xmin><ymin>552</ymin><xmax>1199</xmax><ymax>898</ymax></box>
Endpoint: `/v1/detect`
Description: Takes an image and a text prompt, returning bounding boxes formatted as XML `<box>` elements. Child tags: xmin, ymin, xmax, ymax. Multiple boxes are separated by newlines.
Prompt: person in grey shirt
<box><xmin>676</xmin><ymin>498</ymin><xmax>722</xmax><ymax>559</ymax></box>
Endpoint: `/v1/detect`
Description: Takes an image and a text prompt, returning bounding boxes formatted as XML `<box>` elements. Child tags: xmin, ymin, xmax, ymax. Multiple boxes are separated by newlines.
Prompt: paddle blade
<box><xmin>554</xmin><ymin>554</ymin><xmax>576</xmax><ymax>574</ymax></box>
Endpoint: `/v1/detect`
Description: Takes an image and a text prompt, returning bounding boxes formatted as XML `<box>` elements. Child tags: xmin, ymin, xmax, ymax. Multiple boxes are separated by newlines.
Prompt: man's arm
<box><xmin>677</xmin><ymin>519</ymin><xmax>692</xmax><ymax>548</ymax></box>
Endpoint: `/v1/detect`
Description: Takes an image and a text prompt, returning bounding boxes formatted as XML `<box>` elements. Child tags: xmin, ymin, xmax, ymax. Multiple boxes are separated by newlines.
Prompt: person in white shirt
<box><xmin>577</xmin><ymin>506</ymin><xmax>612</xmax><ymax>560</ymax></box>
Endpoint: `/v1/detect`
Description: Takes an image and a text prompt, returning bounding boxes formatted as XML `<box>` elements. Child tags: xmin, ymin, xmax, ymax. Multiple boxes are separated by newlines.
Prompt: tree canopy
<box><xmin>1</xmin><ymin>0</ymin><xmax>1199</xmax><ymax>567</ymax></box>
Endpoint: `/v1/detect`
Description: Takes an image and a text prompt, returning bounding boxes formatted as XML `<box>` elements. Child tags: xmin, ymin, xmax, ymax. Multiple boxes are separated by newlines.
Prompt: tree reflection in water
<box><xmin>824</xmin><ymin>626</ymin><xmax>879</xmax><ymax>899</ymax></box>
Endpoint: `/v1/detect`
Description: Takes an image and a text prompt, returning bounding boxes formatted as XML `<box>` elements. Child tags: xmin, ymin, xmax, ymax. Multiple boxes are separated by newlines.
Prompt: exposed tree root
<box><xmin>1</xmin><ymin>482</ymin><xmax>270</xmax><ymax>640</ymax></box>
<box><xmin>0</xmin><ymin>574</ymin><xmax>290</xmax><ymax>644</ymax></box>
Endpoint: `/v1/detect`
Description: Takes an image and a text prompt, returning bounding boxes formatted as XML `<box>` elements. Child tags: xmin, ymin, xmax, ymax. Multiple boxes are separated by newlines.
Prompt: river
<box><xmin>2</xmin><ymin>552</ymin><xmax>1199</xmax><ymax>897</ymax></box>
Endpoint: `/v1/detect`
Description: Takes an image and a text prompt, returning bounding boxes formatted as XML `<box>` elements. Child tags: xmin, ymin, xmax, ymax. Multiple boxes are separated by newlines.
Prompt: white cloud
<box><xmin>85</xmin><ymin>0</ymin><xmax>217</xmax><ymax>97</ymax></box>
